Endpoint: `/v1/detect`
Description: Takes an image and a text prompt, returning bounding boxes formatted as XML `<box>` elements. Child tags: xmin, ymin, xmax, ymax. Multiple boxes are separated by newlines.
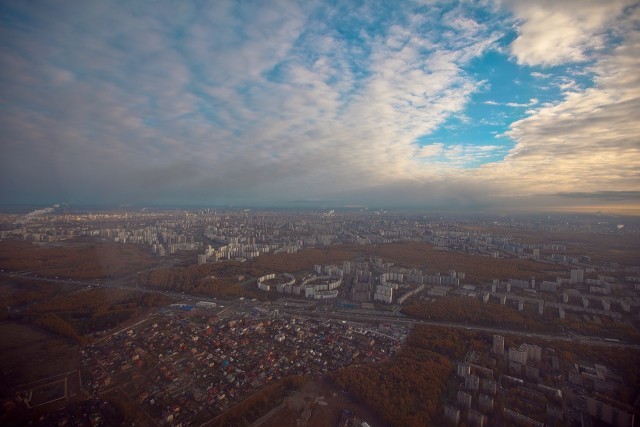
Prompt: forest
<box><xmin>138</xmin><ymin>261</ymin><xmax>266</xmax><ymax>298</ymax></box>
<box><xmin>402</xmin><ymin>296</ymin><xmax>640</xmax><ymax>342</ymax></box>
<box><xmin>332</xmin><ymin>324</ymin><xmax>640</xmax><ymax>427</ymax></box>
<box><xmin>0</xmin><ymin>240</ymin><xmax>157</xmax><ymax>279</ymax></box>
<box><xmin>331</xmin><ymin>325</ymin><xmax>462</xmax><ymax>427</ymax></box>
<box><xmin>18</xmin><ymin>288</ymin><xmax>172</xmax><ymax>343</ymax></box>
<box><xmin>403</xmin><ymin>297</ymin><xmax>542</xmax><ymax>331</ymax></box>
<box><xmin>0</xmin><ymin>277</ymin><xmax>67</xmax><ymax>309</ymax></box>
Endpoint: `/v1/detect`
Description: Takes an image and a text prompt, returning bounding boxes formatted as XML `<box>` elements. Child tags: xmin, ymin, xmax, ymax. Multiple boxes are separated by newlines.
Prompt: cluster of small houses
<box><xmin>81</xmin><ymin>306</ymin><xmax>405</xmax><ymax>425</ymax></box>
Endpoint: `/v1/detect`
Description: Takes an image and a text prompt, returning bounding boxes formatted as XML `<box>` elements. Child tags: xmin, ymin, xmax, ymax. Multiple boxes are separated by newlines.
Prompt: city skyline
<box><xmin>1</xmin><ymin>0</ymin><xmax>639</xmax><ymax>212</ymax></box>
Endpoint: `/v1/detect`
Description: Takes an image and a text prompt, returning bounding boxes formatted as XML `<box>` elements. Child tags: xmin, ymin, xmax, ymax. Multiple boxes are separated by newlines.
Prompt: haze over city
<box><xmin>1</xmin><ymin>0</ymin><xmax>639</xmax><ymax>212</ymax></box>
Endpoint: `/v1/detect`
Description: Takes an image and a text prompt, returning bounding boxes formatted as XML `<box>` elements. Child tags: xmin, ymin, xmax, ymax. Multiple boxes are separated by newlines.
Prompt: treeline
<box><xmin>31</xmin><ymin>313</ymin><xmax>87</xmax><ymax>344</ymax></box>
<box><xmin>28</xmin><ymin>288</ymin><xmax>168</xmax><ymax>313</ymax></box>
<box><xmin>403</xmin><ymin>296</ymin><xmax>640</xmax><ymax>343</ymax></box>
<box><xmin>405</xmin><ymin>325</ymin><xmax>480</xmax><ymax>360</ymax></box>
<box><xmin>25</xmin><ymin>288</ymin><xmax>171</xmax><ymax>339</ymax></box>
<box><xmin>252</xmin><ymin>247</ymin><xmax>356</xmax><ymax>273</ymax></box>
<box><xmin>139</xmin><ymin>263</ymin><xmax>263</xmax><ymax>298</ymax></box>
<box><xmin>403</xmin><ymin>297</ymin><xmax>541</xmax><ymax>331</ymax></box>
<box><xmin>331</xmin><ymin>325</ymin><xmax>454</xmax><ymax>427</ymax></box>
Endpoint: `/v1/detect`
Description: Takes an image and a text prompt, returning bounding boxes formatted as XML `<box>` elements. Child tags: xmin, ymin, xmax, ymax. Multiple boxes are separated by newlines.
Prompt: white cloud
<box><xmin>0</xmin><ymin>0</ymin><xmax>637</xmax><ymax>211</ymax></box>
<box><xmin>483</xmin><ymin>8</ymin><xmax>640</xmax><ymax>195</ymax></box>
<box><xmin>504</xmin><ymin>0</ymin><xmax>633</xmax><ymax>67</ymax></box>
<box><xmin>483</xmin><ymin>98</ymin><xmax>538</xmax><ymax>107</ymax></box>
<box><xmin>417</xmin><ymin>143</ymin><xmax>444</xmax><ymax>158</ymax></box>
<box><xmin>530</xmin><ymin>71</ymin><xmax>549</xmax><ymax>79</ymax></box>
<box><xmin>0</xmin><ymin>0</ymin><xmax>504</xmax><ymax>205</ymax></box>
<box><xmin>506</xmin><ymin>98</ymin><xmax>538</xmax><ymax>107</ymax></box>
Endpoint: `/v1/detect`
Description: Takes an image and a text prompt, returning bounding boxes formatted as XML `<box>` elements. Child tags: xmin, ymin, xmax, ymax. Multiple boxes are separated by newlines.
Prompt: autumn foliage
<box><xmin>24</xmin><ymin>288</ymin><xmax>171</xmax><ymax>340</ymax></box>
<box><xmin>138</xmin><ymin>261</ymin><xmax>266</xmax><ymax>298</ymax></box>
<box><xmin>208</xmin><ymin>375</ymin><xmax>307</xmax><ymax>427</ymax></box>
<box><xmin>331</xmin><ymin>325</ymin><xmax>457</xmax><ymax>427</ymax></box>
<box><xmin>32</xmin><ymin>313</ymin><xmax>87</xmax><ymax>344</ymax></box>
<box><xmin>252</xmin><ymin>247</ymin><xmax>355</xmax><ymax>273</ymax></box>
<box><xmin>0</xmin><ymin>240</ymin><xmax>157</xmax><ymax>279</ymax></box>
<box><xmin>403</xmin><ymin>297</ymin><xmax>541</xmax><ymax>331</ymax></box>
<box><xmin>251</xmin><ymin>242</ymin><xmax>562</xmax><ymax>283</ymax></box>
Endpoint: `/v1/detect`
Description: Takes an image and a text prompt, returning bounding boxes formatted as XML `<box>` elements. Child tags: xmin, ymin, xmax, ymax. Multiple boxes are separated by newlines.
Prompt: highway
<box><xmin>276</xmin><ymin>306</ymin><xmax>640</xmax><ymax>350</ymax></box>
<box><xmin>0</xmin><ymin>267</ymin><xmax>199</xmax><ymax>303</ymax></box>
<box><xmin>3</xmin><ymin>270</ymin><xmax>639</xmax><ymax>350</ymax></box>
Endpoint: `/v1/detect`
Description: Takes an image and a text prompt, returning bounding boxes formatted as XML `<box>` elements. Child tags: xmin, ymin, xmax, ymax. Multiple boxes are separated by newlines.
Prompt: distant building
<box><xmin>343</xmin><ymin>261</ymin><xmax>351</xmax><ymax>275</ymax></box>
<box><xmin>457</xmin><ymin>363</ymin><xmax>471</xmax><ymax>377</ymax></box>
<box><xmin>481</xmin><ymin>379</ymin><xmax>497</xmax><ymax>395</ymax></box>
<box><xmin>468</xmin><ymin>409</ymin><xmax>487</xmax><ymax>427</ymax></box>
<box><xmin>457</xmin><ymin>391</ymin><xmax>472</xmax><ymax>409</ymax></box>
<box><xmin>526</xmin><ymin>366</ymin><xmax>540</xmax><ymax>381</ymax></box>
<box><xmin>465</xmin><ymin>374</ymin><xmax>480</xmax><ymax>391</ymax></box>
<box><xmin>523</xmin><ymin>344</ymin><xmax>542</xmax><ymax>362</ymax></box>
<box><xmin>427</xmin><ymin>286</ymin><xmax>449</xmax><ymax>297</ymax></box>
<box><xmin>492</xmin><ymin>335</ymin><xmax>504</xmax><ymax>355</ymax></box>
<box><xmin>444</xmin><ymin>405</ymin><xmax>460</xmax><ymax>426</ymax></box>
<box><xmin>373</xmin><ymin>284</ymin><xmax>393</xmax><ymax>303</ymax></box>
<box><xmin>479</xmin><ymin>394</ymin><xmax>494</xmax><ymax>412</ymax></box>
<box><xmin>509</xmin><ymin>347</ymin><xmax>528</xmax><ymax>365</ymax></box>
<box><xmin>539</xmin><ymin>281</ymin><xmax>557</xmax><ymax>293</ymax></box>
<box><xmin>570</xmin><ymin>269</ymin><xmax>584</xmax><ymax>284</ymax></box>
<box><xmin>587</xmin><ymin>397</ymin><xmax>635</xmax><ymax>427</ymax></box>
<box><xmin>509</xmin><ymin>361</ymin><xmax>522</xmax><ymax>376</ymax></box>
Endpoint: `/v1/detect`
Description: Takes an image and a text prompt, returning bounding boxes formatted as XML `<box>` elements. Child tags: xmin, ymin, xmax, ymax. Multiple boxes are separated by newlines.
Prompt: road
<box><xmin>277</xmin><ymin>307</ymin><xmax>640</xmax><ymax>350</ymax></box>
<box><xmin>3</xmin><ymin>270</ymin><xmax>639</xmax><ymax>350</ymax></box>
<box><xmin>0</xmin><ymin>266</ymin><xmax>206</xmax><ymax>304</ymax></box>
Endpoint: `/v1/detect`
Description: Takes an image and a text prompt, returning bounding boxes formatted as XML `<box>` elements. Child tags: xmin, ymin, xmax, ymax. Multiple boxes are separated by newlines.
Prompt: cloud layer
<box><xmin>489</xmin><ymin>4</ymin><xmax>640</xmax><ymax>196</ymax></box>
<box><xmin>0</xmin><ymin>0</ymin><xmax>638</xmax><ymax>211</ymax></box>
<box><xmin>506</xmin><ymin>0</ymin><xmax>632</xmax><ymax>67</ymax></box>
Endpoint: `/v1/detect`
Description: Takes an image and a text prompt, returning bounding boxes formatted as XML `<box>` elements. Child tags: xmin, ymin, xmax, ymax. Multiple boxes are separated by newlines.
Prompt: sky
<box><xmin>1</xmin><ymin>0</ymin><xmax>639</xmax><ymax>212</ymax></box>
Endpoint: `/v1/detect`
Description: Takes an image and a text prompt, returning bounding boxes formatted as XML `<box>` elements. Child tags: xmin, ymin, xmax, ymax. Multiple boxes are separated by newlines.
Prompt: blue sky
<box><xmin>1</xmin><ymin>0</ymin><xmax>639</xmax><ymax>212</ymax></box>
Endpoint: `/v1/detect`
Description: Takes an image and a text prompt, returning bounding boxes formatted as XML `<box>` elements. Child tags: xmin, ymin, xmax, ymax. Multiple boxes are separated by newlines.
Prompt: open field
<box><xmin>0</xmin><ymin>276</ymin><xmax>71</xmax><ymax>309</ymax></box>
<box><xmin>0</xmin><ymin>322</ymin><xmax>80</xmax><ymax>425</ymax></box>
<box><xmin>0</xmin><ymin>322</ymin><xmax>78</xmax><ymax>387</ymax></box>
<box><xmin>25</xmin><ymin>379</ymin><xmax>66</xmax><ymax>408</ymax></box>
<box><xmin>0</xmin><ymin>240</ymin><xmax>158</xmax><ymax>279</ymax></box>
